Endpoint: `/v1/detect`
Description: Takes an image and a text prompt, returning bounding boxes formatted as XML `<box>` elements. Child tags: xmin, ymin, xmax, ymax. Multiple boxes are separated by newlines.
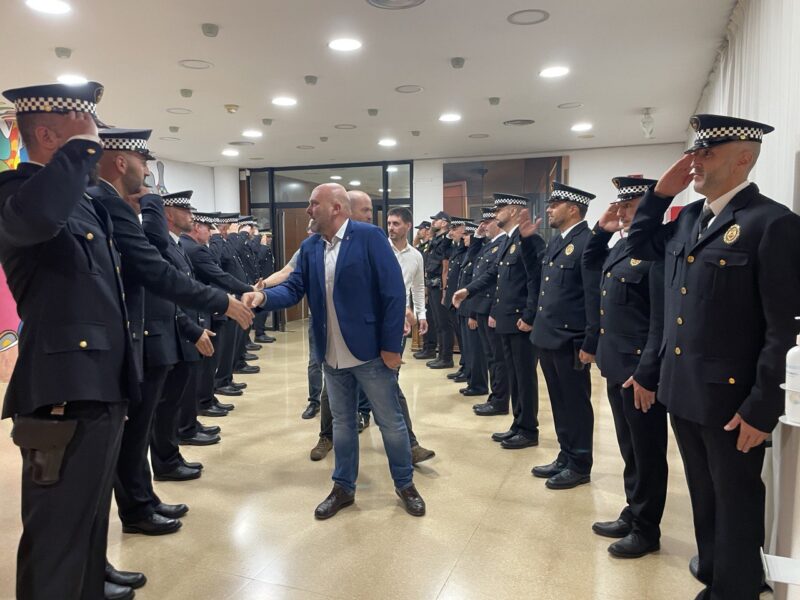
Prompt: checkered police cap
<box><xmin>99</xmin><ymin>128</ymin><xmax>155</xmax><ymax>160</ymax></box>
<box><xmin>686</xmin><ymin>114</ymin><xmax>774</xmax><ymax>153</ymax></box>
<box><xmin>611</xmin><ymin>177</ymin><xmax>658</xmax><ymax>202</ymax></box>
<box><xmin>481</xmin><ymin>206</ymin><xmax>496</xmax><ymax>220</ymax></box>
<box><xmin>192</xmin><ymin>212</ymin><xmax>218</xmax><ymax>225</ymax></box>
<box><xmin>2</xmin><ymin>81</ymin><xmax>106</xmax><ymax>126</ymax></box>
<box><xmin>493</xmin><ymin>193</ymin><xmax>528</xmax><ymax>208</ymax></box>
<box><xmin>548</xmin><ymin>182</ymin><xmax>595</xmax><ymax>207</ymax></box>
<box><xmin>162</xmin><ymin>190</ymin><xmax>195</xmax><ymax>210</ymax></box>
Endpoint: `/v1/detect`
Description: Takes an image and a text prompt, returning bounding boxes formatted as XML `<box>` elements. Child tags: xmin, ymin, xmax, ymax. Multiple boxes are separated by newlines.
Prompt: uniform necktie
<box><xmin>697</xmin><ymin>206</ymin><xmax>714</xmax><ymax>240</ymax></box>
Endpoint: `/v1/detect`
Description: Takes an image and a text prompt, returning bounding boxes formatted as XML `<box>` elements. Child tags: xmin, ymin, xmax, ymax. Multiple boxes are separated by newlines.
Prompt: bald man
<box><xmin>347</xmin><ymin>190</ymin><xmax>373</xmax><ymax>224</ymax></box>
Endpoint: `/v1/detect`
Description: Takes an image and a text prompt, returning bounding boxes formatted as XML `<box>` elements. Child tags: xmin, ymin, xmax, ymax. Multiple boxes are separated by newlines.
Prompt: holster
<box><xmin>426</xmin><ymin>277</ymin><xmax>442</xmax><ymax>288</ymax></box>
<box><xmin>11</xmin><ymin>417</ymin><xmax>78</xmax><ymax>486</ymax></box>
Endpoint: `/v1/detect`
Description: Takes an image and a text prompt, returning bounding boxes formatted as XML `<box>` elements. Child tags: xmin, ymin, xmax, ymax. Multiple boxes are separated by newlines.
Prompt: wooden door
<box><xmin>443</xmin><ymin>181</ymin><xmax>468</xmax><ymax>217</ymax></box>
<box><xmin>280</xmin><ymin>207</ymin><xmax>309</xmax><ymax>323</ymax></box>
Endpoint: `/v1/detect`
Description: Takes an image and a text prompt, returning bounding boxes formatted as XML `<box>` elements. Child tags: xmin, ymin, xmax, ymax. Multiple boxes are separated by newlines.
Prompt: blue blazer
<box><xmin>264</xmin><ymin>220</ymin><xmax>406</xmax><ymax>364</ymax></box>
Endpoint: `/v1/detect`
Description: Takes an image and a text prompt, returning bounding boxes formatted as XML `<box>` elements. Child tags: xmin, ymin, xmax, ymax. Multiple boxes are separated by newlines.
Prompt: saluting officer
<box><xmin>528</xmin><ymin>182</ymin><xmax>601</xmax><ymax>490</ymax></box>
<box><xmin>456</xmin><ymin>222</ymin><xmax>488</xmax><ymax>397</ymax></box>
<box><xmin>412</xmin><ymin>221</ymin><xmax>437</xmax><ymax>358</ymax></box>
<box><xmin>443</xmin><ymin>218</ymin><xmax>469</xmax><ymax>379</ymax></box>
<box><xmin>0</xmin><ymin>81</ymin><xmax>139</xmax><ymax>600</ymax></box>
<box><xmin>424</xmin><ymin>211</ymin><xmax>454</xmax><ymax>368</ymax></box>
<box><xmin>627</xmin><ymin>114</ymin><xmax>800</xmax><ymax>599</ymax></box>
<box><xmin>583</xmin><ymin>177</ymin><xmax>668</xmax><ymax>559</ymax></box>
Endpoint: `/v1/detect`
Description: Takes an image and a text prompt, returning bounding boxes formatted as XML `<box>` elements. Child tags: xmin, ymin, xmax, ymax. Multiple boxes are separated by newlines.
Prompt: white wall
<box><xmin>147</xmin><ymin>159</ymin><xmax>241</xmax><ymax>213</ymax></box>
<box><xmin>212</xmin><ymin>166</ymin><xmax>241</xmax><ymax>213</ymax></box>
<box><xmin>412</xmin><ymin>159</ymin><xmax>444</xmax><ymax>223</ymax></box>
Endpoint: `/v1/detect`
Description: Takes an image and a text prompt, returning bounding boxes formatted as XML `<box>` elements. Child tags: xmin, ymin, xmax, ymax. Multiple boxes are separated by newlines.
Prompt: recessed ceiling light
<box><xmin>178</xmin><ymin>59</ymin><xmax>214</xmax><ymax>70</ymax></box>
<box><xmin>272</xmin><ymin>96</ymin><xmax>297</xmax><ymax>107</ymax></box>
<box><xmin>378</xmin><ymin>188</ymin><xmax>392</xmax><ymax>192</ymax></box>
<box><xmin>558</xmin><ymin>102</ymin><xmax>583</xmax><ymax>109</ymax></box>
<box><xmin>222</xmin><ymin>149</ymin><xmax>239</xmax><ymax>157</ymax></box>
<box><xmin>330</xmin><ymin>175</ymin><xmax>342</xmax><ymax>180</ymax></box>
<box><xmin>395</xmin><ymin>85</ymin><xmax>423</xmax><ymax>94</ymax></box>
<box><xmin>439</xmin><ymin>113</ymin><xmax>462</xmax><ymax>123</ymax></box>
<box><xmin>387</xmin><ymin>166</ymin><xmax>398</xmax><ymax>173</ymax></box>
<box><xmin>503</xmin><ymin>119</ymin><xmax>535</xmax><ymax>126</ymax></box>
<box><xmin>349</xmin><ymin>180</ymin><xmax>362</xmax><ymax>186</ymax></box>
<box><xmin>334</xmin><ymin>124</ymin><xmax>357</xmax><ymax>130</ymax></box>
<box><xmin>159</xmin><ymin>137</ymin><xmax>180</xmax><ymax>141</ymax></box>
<box><xmin>166</xmin><ymin>108</ymin><xmax>192</xmax><ymax>115</ymax></box>
<box><xmin>507</xmin><ymin>9</ymin><xmax>549</xmax><ymax>25</ymax></box>
<box><xmin>367</xmin><ymin>0</ymin><xmax>426</xmax><ymax>8</ymax></box>
<box><xmin>242</xmin><ymin>129</ymin><xmax>263</xmax><ymax>138</ymax></box>
<box><xmin>25</xmin><ymin>0</ymin><xmax>71</xmax><ymax>14</ymax></box>
<box><xmin>469</xmin><ymin>133</ymin><xmax>490</xmax><ymax>139</ymax></box>
<box><xmin>329</xmin><ymin>38</ymin><xmax>362</xmax><ymax>52</ymax></box>
<box><xmin>540</xmin><ymin>66</ymin><xmax>569</xmax><ymax>78</ymax></box>
<box><xmin>57</xmin><ymin>74</ymin><xmax>87</xmax><ymax>85</ymax></box>
<box><xmin>297</xmin><ymin>145</ymin><xmax>315</xmax><ymax>150</ymax></box>
<box><xmin>571</xmin><ymin>122</ymin><xmax>593</xmax><ymax>132</ymax></box>
<box><xmin>378</xmin><ymin>138</ymin><xmax>397</xmax><ymax>147</ymax></box>
<box><xmin>229</xmin><ymin>141</ymin><xmax>255</xmax><ymax>146</ymax></box>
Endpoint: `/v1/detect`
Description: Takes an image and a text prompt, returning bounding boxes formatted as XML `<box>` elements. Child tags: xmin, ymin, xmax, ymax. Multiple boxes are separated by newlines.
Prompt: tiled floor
<box><xmin>0</xmin><ymin>322</ymin><xmax>773</xmax><ymax>599</ymax></box>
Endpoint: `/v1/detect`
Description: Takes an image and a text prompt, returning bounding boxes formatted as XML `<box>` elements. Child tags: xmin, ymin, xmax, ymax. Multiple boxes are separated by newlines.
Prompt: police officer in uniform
<box><xmin>412</xmin><ymin>221</ymin><xmax>436</xmax><ymax>358</ymax></box>
<box><xmin>0</xmin><ymin>81</ymin><xmax>141</xmax><ymax>600</ymax></box>
<box><xmin>627</xmin><ymin>114</ymin><xmax>800</xmax><ymax>599</ymax></box>
<box><xmin>583</xmin><ymin>177</ymin><xmax>668</xmax><ymax>558</ymax></box>
<box><xmin>424</xmin><ymin>211</ymin><xmax>454</xmax><ymax>368</ymax></box>
<box><xmin>528</xmin><ymin>182</ymin><xmax>601</xmax><ymax>489</ymax></box>
<box><xmin>252</xmin><ymin>229</ymin><xmax>276</xmax><ymax>344</ymax></box>
<box><xmin>456</xmin><ymin>222</ymin><xmax>489</xmax><ymax>396</ymax></box>
<box><xmin>443</xmin><ymin>217</ymin><xmax>469</xmax><ymax>378</ymax></box>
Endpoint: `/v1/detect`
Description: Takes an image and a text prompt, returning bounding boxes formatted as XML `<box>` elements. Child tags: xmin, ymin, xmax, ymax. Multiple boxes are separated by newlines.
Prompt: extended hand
<box><xmin>724</xmin><ymin>413</ymin><xmax>769</xmax><ymax>453</ymax></box>
<box><xmin>254</xmin><ymin>279</ymin><xmax>266</xmax><ymax>291</ymax></box>
<box><xmin>516</xmin><ymin>318</ymin><xmax>532</xmax><ymax>332</ymax></box>
<box><xmin>518</xmin><ymin>209</ymin><xmax>543</xmax><ymax>238</ymax></box>
<box><xmin>381</xmin><ymin>350</ymin><xmax>402</xmax><ymax>370</ymax></box>
<box><xmin>622</xmin><ymin>376</ymin><xmax>656</xmax><ymax>412</ymax></box>
<box><xmin>241</xmin><ymin>291</ymin><xmax>265</xmax><ymax>309</ymax></box>
<box><xmin>452</xmin><ymin>288</ymin><xmax>468</xmax><ymax>309</ymax></box>
<box><xmin>578</xmin><ymin>350</ymin><xmax>595</xmax><ymax>365</ymax></box>
<box><xmin>654</xmin><ymin>154</ymin><xmax>694</xmax><ymax>198</ymax></box>
<box><xmin>225</xmin><ymin>295</ymin><xmax>255</xmax><ymax>329</ymax></box>
<box><xmin>194</xmin><ymin>329</ymin><xmax>216</xmax><ymax>357</ymax></box>
<box><xmin>598</xmin><ymin>205</ymin><xmax>623</xmax><ymax>233</ymax></box>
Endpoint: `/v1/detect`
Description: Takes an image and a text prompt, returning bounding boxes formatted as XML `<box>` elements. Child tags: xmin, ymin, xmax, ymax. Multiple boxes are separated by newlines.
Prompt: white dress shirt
<box><xmin>704</xmin><ymin>180</ymin><xmax>750</xmax><ymax>228</ymax></box>
<box><xmin>323</xmin><ymin>219</ymin><xmax>365</xmax><ymax>369</ymax></box>
<box><xmin>561</xmin><ymin>220</ymin><xmax>586</xmax><ymax>239</ymax></box>
<box><xmin>391</xmin><ymin>239</ymin><xmax>426</xmax><ymax>320</ymax></box>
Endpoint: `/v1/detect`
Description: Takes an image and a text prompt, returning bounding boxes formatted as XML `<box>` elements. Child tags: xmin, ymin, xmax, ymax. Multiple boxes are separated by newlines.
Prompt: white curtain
<box><xmin>693</xmin><ymin>0</ymin><xmax>800</xmax><ymax>213</ymax></box>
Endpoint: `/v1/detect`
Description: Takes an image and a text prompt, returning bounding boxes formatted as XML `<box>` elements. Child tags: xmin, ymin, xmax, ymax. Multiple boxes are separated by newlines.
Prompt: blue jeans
<box><xmin>323</xmin><ymin>358</ymin><xmax>413</xmax><ymax>493</ymax></box>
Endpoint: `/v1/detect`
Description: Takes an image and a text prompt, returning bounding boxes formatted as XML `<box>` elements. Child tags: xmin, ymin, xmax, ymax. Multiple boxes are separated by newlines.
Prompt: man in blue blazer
<box><xmin>246</xmin><ymin>183</ymin><xmax>426</xmax><ymax>519</ymax></box>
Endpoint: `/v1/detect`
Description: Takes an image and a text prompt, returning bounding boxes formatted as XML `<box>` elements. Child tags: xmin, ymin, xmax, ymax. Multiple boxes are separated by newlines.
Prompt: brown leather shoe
<box><xmin>310</xmin><ymin>437</ymin><xmax>333</xmax><ymax>461</ymax></box>
<box><xmin>411</xmin><ymin>445</ymin><xmax>435</xmax><ymax>465</ymax></box>
<box><xmin>396</xmin><ymin>484</ymin><xmax>426</xmax><ymax>517</ymax></box>
<box><xmin>314</xmin><ymin>485</ymin><xmax>355</xmax><ymax>520</ymax></box>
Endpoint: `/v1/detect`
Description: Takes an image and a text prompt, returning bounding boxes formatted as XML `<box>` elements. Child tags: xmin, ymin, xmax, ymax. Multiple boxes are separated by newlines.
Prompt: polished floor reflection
<box><xmin>0</xmin><ymin>322</ymin><xmax>773</xmax><ymax>599</ymax></box>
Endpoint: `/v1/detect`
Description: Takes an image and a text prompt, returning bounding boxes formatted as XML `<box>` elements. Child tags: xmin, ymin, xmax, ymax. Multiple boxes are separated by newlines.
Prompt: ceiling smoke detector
<box><xmin>304</xmin><ymin>75</ymin><xmax>318</xmax><ymax>85</ymax></box>
<box><xmin>367</xmin><ymin>0</ymin><xmax>426</xmax><ymax>9</ymax></box>
<box><xmin>368</xmin><ymin>108</ymin><xmax>379</xmax><ymax>116</ymax></box>
<box><xmin>224</xmin><ymin>104</ymin><xmax>239</xmax><ymax>114</ymax></box>
<box><xmin>262</xmin><ymin>118</ymin><xmax>273</xmax><ymax>126</ymax></box>
<box><xmin>411</xmin><ymin>130</ymin><xmax>421</xmax><ymax>137</ymax></box>
<box><xmin>488</xmin><ymin>97</ymin><xmax>500</xmax><ymax>106</ymax></box>
<box><xmin>450</xmin><ymin>57</ymin><xmax>465</xmax><ymax>69</ymax></box>
<box><xmin>169</xmin><ymin>126</ymin><xmax>180</xmax><ymax>133</ymax></box>
<box><xmin>54</xmin><ymin>46</ymin><xmax>72</xmax><ymax>59</ymax></box>
<box><xmin>180</xmin><ymin>88</ymin><xmax>193</xmax><ymax>98</ymax></box>
<box><xmin>320</xmin><ymin>136</ymin><xmax>329</xmax><ymax>142</ymax></box>
<box><xmin>201</xmin><ymin>23</ymin><xmax>219</xmax><ymax>37</ymax></box>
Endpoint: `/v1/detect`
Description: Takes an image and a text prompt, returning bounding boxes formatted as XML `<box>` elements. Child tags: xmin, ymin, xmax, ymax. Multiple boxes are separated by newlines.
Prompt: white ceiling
<box><xmin>2</xmin><ymin>0</ymin><xmax>735</xmax><ymax>169</ymax></box>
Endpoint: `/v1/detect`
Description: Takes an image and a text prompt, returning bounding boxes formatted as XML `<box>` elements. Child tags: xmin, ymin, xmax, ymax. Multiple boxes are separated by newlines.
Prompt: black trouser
<box><xmin>213</xmin><ymin>318</ymin><xmax>237</xmax><ymax>389</ymax></box>
<box><xmin>448</xmin><ymin>307</ymin><xmax>464</xmax><ymax>369</ymax></box>
<box><xmin>114</xmin><ymin>365</ymin><xmax>172</xmax><ymax>523</ymax></box>
<box><xmin>422</xmin><ymin>297</ymin><xmax>437</xmax><ymax>352</ymax></box>
<box><xmin>537</xmin><ymin>345</ymin><xmax>593</xmax><ymax>474</ymax></box>
<box><xmin>152</xmin><ymin>360</ymin><xmax>197</xmax><ymax>474</ymax></box>
<box><xmin>253</xmin><ymin>310</ymin><xmax>269</xmax><ymax>336</ymax></box>
<box><xmin>198</xmin><ymin>353</ymin><xmax>217</xmax><ymax>413</ymax></box>
<box><xmin>477</xmin><ymin>314</ymin><xmax>508</xmax><ymax>409</ymax></box>
<box><xmin>498</xmin><ymin>332</ymin><xmax>539</xmax><ymax>437</ymax></box>
<box><xmin>429</xmin><ymin>286</ymin><xmax>453</xmax><ymax>361</ymax></box>
<box><xmin>177</xmin><ymin>360</ymin><xmax>203</xmax><ymax>439</ymax></box>
<box><xmin>16</xmin><ymin>401</ymin><xmax>126</xmax><ymax>600</ymax></box>
<box><xmin>233</xmin><ymin>325</ymin><xmax>250</xmax><ymax>368</ymax></box>
<box><xmin>606</xmin><ymin>381</ymin><xmax>668</xmax><ymax>541</ymax></box>
<box><xmin>461</xmin><ymin>316</ymin><xmax>488</xmax><ymax>393</ymax></box>
<box><xmin>671</xmin><ymin>414</ymin><xmax>766</xmax><ymax>600</ymax></box>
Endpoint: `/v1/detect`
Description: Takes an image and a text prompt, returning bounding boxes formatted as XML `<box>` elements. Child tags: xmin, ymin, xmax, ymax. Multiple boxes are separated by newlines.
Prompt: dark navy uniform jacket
<box><xmin>456</xmin><ymin>239</ymin><xmax>485</xmax><ymax>318</ymax></box>
<box><xmin>582</xmin><ymin>225</ymin><xmax>664</xmax><ymax>389</ymax></box>
<box><xmin>444</xmin><ymin>241</ymin><xmax>468</xmax><ymax>307</ymax></box>
<box><xmin>529</xmin><ymin>221</ymin><xmax>601</xmax><ymax>354</ymax></box>
<box><xmin>0</xmin><ymin>139</ymin><xmax>137</xmax><ymax>418</ymax></box>
<box><xmin>466</xmin><ymin>234</ymin><xmax>506</xmax><ymax>318</ymax></box>
<box><xmin>628</xmin><ymin>184</ymin><xmax>800</xmax><ymax>432</ymax></box>
<box><xmin>210</xmin><ymin>234</ymin><xmax>249</xmax><ymax>284</ymax></box>
<box><xmin>424</xmin><ymin>232</ymin><xmax>452</xmax><ymax>286</ymax></box>
<box><xmin>228</xmin><ymin>232</ymin><xmax>258</xmax><ymax>284</ymax></box>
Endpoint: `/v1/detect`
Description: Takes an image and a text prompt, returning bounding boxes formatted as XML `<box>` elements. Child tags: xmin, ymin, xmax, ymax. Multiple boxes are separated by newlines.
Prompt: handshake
<box><xmin>224</xmin><ymin>291</ymin><xmax>266</xmax><ymax>329</ymax></box>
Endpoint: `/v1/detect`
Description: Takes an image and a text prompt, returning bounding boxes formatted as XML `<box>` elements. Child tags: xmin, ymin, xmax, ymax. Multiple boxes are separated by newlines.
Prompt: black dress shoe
<box><xmin>154</xmin><ymin>502</ymin><xmax>189</xmax><ymax>519</ymax></box>
<box><xmin>474</xmin><ymin>404</ymin><xmax>509</xmax><ymax>416</ymax></box>
<box><xmin>242</xmin><ymin>352</ymin><xmax>259</xmax><ymax>361</ymax></box>
<box><xmin>104</xmin><ymin>582</ymin><xmax>134</xmax><ymax>600</ymax></box>
<box><xmin>446</xmin><ymin>370</ymin><xmax>465</xmax><ymax>380</ymax></box>
<box><xmin>233</xmin><ymin>364</ymin><xmax>260</xmax><ymax>374</ymax></box>
<box><xmin>245</xmin><ymin>343</ymin><xmax>262</xmax><ymax>351</ymax></box>
<box><xmin>254</xmin><ymin>334</ymin><xmax>275</xmax><ymax>343</ymax></box>
<box><xmin>215</xmin><ymin>385</ymin><xmax>243</xmax><ymax>397</ymax></box>
<box><xmin>214</xmin><ymin>399</ymin><xmax>235</xmax><ymax>411</ymax></box>
<box><xmin>198</xmin><ymin>424</ymin><xmax>220</xmax><ymax>435</ymax></box>
<box><xmin>302</xmin><ymin>403</ymin><xmax>320</xmax><ymax>419</ymax></box>
<box><xmin>689</xmin><ymin>555</ymin><xmax>700</xmax><ymax>581</ymax></box>
<box><xmin>531</xmin><ymin>459</ymin><xmax>567</xmax><ymax>478</ymax></box>
<box><xmin>122</xmin><ymin>512</ymin><xmax>182</xmax><ymax>535</ymax></box>
<box><xmin>425</xmin><ymin>359</ymin><xmax>439</xmax><ymax>367</ymax></box>
<box><xmin>608</xmin><ymin>532</ymin><xmax>660</xmax><ymax>558</ymax></box>
<box><xmin>231</xmin><ymin>382</ymin><xmax>248</xmax><ymax>390</ymax></box>
<box><xmin>106</xmin><ymin>562</ymin><xmax>146</xmax><ymax>589</ymax></box>
<box><xmin>153</xmin><ymin>465</ymin><xmax>202</xmax><ymax>481</ymax></box>
<box><xmin>413</xmin><ymin>349</ymin><xmax>436</xmax><ymax>359</ymax></box>
<box><xmin>500</xmin><ymin>433</ymin><xmax>539</xmax><ymax>449</ymax></box>
<box><xmin>460</xmin><ymin>387</ymin><xmax>488</xmax><ymax>396</ymax></box>
<box><xmin>428</xmin><ymin>359</ymin><xmax>455</xmax><ymax>369</ymax></box>
<box><xmin>358</xmin><ymin>413</ymin><xmax>371</xmax><ymax>433</ymax></box>
<box><xmin>592</xmin><ymin>518</ymin><xmax>632</xmax><ymax>539</ymax></box>
<box><xmin>453</xmin><ymin>374</ymin><xmax>469</xmax><ymax>382</ymax></box>
<box><xmin>314</xmin><ymin>484</ymin><xmax>355</xmax><ymax>520</ymax></box>
<box><xmin>396</xmin><ymin>484</ymin><xmax>426</xmax><ymax>517</ymax></box>
<box><xmin>199</xmin><ymin>406</ymin><xmax>228</xmax><ymax>417</ymax></box>
<box><xmin>491</xmin><ymin>429</ymin><xmax>516</xmax><ymax>442</ymax></box>
<box><xmin>182</xmin><ymin>460</ymin><xmax>204</xmax><ymax>470</ymax></box>
<box><xmin>545</xmin><ymin>469</ymin><xmax>590</xmax><ymax>490</ymax></box>
<box><xmin>178</xmin><ymin>432</ymin><xmax>220</xmax><ymax>446</ymax></box>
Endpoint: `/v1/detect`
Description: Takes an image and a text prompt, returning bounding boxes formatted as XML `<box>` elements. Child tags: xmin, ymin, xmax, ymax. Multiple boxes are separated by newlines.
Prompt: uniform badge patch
<box><xmin>509</xmin><ymin>244</ymin><xmax>517</xmax><ymax>254</ymax></box>
<box><xmin>565</xmin><ymin>244</ymin><xmax>574</xmax><ymax>256</ymax></box>
<box><xmin>630</xmin><ymin>259</ymin><xmax>641</xmax><ymax>267</ymax></box>
<box><xmin>492</xmin><ymin>247</ymin><xmax>499</xmax><ymax>253</ymax></box>
<box><xmin>723</xmin><ymin>224</ymin><xmax>741</xmax><ymax>245</ymax></box>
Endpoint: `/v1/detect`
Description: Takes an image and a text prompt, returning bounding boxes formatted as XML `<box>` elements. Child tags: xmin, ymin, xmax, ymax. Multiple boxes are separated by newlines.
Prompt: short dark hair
<box><xmin>576</xmin><ymin>203</ymin><xmax>588</xmax><ymax>219</ymax></box>
<box><xmin>388</xmin><ymin>207</ymin><xmax>413</xmax><ymax>224</ymax></box>
<box><xmin>16</xmin><ymin>114</ymin><xmax>40</xmax><ymax>150</ymax></box>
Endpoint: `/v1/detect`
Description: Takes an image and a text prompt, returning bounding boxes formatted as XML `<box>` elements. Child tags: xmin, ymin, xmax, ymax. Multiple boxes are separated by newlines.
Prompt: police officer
<box><xmin>252</xmin><ymin>229</ymin><xmax>276</xmax><ymax>344</ymax></box>
<box><xmin>627</xmin><ymin>114</ymin><xmax>800</xmax><ymax>599</ymax></box>
<box><xmin>424</xmin><ymin>211</ymin><xmax>454</xmax><ymax>368</ymax></box>
<box><xmin>528</xmin><ymin>182</ymin><xmax>601</xmax><ymax>489</ymax></box>
<box><xmin>412</xmin><ymin>221</ymin><xmax>437</xmax><ymax>358</ymax></box>
<box><xmin>0</xmin><ymin>81</ymin><xmax>139</xmax><ymax>600</ymax></box>
<box><xmin>583</xmin><ymin>177</ymin><xmax>668</xmax><ymax>558</ymax></box>
<box><xmin>443</xmin><ymin>217</ymin><xmax>469</xmax><ymax>378</ymax></box>
<box><xmin>456</xmin><ymin>222</ymin><xmax>489</xmax><ymax>396</ymax></box>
